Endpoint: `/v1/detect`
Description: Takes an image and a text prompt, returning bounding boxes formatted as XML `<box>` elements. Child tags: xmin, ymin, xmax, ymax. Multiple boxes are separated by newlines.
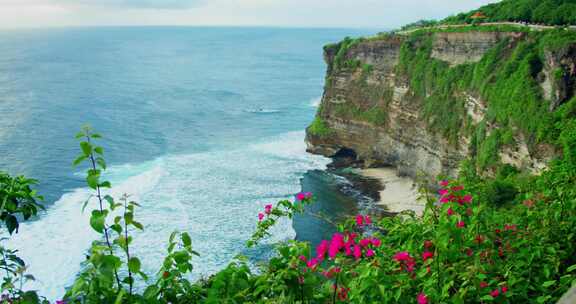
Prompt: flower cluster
<box><xmin>258</xmin><ymin>203</ymin><xmax>273</xmax><ymax>221</ymax></box>
<box><xmin>296</xmin><ymin>191</ymin><xmax>312</xmax><ymax>201</ymax></box>
<box><xmin>300</xmin><ymin>232</ymin><xmax>382</xmax><ymax>270</ymax></box>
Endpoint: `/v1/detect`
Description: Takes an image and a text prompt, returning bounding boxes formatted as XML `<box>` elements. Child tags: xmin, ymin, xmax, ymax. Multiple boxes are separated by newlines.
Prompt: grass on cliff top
<box><xmin>308</xmin><ymin>117</ymin><xmax>332</xmax><ymax>138</ymax></box>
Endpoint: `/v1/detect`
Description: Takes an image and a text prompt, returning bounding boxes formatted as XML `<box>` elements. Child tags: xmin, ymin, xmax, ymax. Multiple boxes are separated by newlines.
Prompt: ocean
<box><xmin>0</xmin><ymin>26</ymin><xmax>376</xmax><ymax>300</ymax></box>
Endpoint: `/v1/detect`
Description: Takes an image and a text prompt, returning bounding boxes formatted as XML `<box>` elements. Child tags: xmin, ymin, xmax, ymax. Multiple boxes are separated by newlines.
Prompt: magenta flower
<box><xmin>304</xmin><ymin>192</ymin><xmax>312</xmax><ymax>199</ymax></box>
<box><xmin>438</xmin><ymin>189</ymin><xmax>449</xmax><ymax>196</ymax></box>
<box><xmin>264</xmin><ymin>204</ymin><xmax>272</xmax><ymax>214</ymax></box>
<box><xmin>296</xmin><ymin>193</ymin><xmax>306</xmax><ymax>201</ymax></box>
<box><xmin>502</xmin><ymin>286</ymin><xmax>508</xmax><ymax>293</ymax></box>
<box><xmin>490</xmin><ymin>288</ymin><xmax>500</xmax><ymax>298</ymax></box>
<box><xmin>258</xmin><ymin>213</ymin><xmax>264</xmax><ymax>221</ymax></box>
<box><xmin>480</xmin><ymin>281</ymin><xmax>489</xmax><ymax>288</ymax></box>
<box><xmin>316</xmin><ymin>240</ymin><xmax>329</xmax><ymax>260</ymax></box>
<box><xmin>56</xmin><ymin>301</ymin><xmax>67</xmax><ymax>304</ymax></box>
<box><xmin>452</xmin><ymin>185</ymin><xmax>464</xmax><ymax>191</ymax></box>
<box><xmin>457</xmin><ymin>221</ymin><xmax>465</xmax><ymax>228</ymax></box>
<box><xmin>440</xmin><ymin>180</ymin><xmax>449</xmax><ymax>187</ymax></box>
<box><xmin>344</xmin><ymin>242</ymin><xmax>352</xmax><ymax>256</ymax></box>
<box><xmin>462</xmin><ymin>194</ymin><xmax>472</xmax><ymax>203</ymax></box>
<box><xmin>306</xmin><ymin>258</ymin><xmax>319</xmax><ymax>269</ymax></box>
<box><xmin>355</xmin><ymin>215</ymin><xmax>364</xmax><ymax>226</ymax></box>
<box><xmin>353</xmin><ymin>245</ymin><xmax>362</xmax><ymax>260</ymax></box>
<box><xmin>417</xmin><ymin>293</ymin><xmax>428</xmax><ymax>304</ymax></box>
<box><xmin>366</xmin><ymin>248</ymin><xmax>375</xmax><ymax>257</ymax></box>
<box><xmin>393</xmin><ymin>251</ymin><xmax>412</xmax><ymax>262</ymax></box>
<box><xmin>371</xmin><ymin>238</ymin><xmax>382</xmax><ymax>247</ymax></box>
<box><xmin>422</xmin><ymin>251</ymin><xmax>433</xmax><ymax>261</ymax></box>
<box><xmin>359</xmin><ymin>238</ymin><xmax>371</xmax><ymax>247</ymax></box>
<box><xmin>440</xmin><ymin>196</ymin><xmax>450</xmax><ymax>203</ymax></box>
<box><xmin>424</xmin><ymin>240</ymin><xmax>433</xmax><ymax>249</ymax></box>
<box><xmin>447</xmin><ymin>207</ymin><xmax>454</xmax><ymax>216</ymax></box>
<box><xmin>365</xmin><ymin>215</ymin><xmax>372</xmax><ymax>224</ymax></box>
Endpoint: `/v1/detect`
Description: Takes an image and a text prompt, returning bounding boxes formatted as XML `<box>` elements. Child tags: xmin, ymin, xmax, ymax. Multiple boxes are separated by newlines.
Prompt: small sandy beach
<box><xmin>360</xmin><ymin>168</ymin><xmax>425</xmax><ymax>216</ymax></box>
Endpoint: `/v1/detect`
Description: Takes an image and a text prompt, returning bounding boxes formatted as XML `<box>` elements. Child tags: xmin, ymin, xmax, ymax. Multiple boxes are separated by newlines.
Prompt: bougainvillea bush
<box><xmin>0</xmin><ymin>127</ymin><xmax>575</xmax><ymax>303</ymax></box>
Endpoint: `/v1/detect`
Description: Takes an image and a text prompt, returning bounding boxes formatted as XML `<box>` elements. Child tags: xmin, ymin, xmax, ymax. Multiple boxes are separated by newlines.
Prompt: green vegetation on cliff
<box><xmin>443</xmin><ymin>0</ymin><xmax>576</xmax><ymax>26</ymax></box>
<box><xmin>393</xmin><ymin>29</ymin><xmax>576</xmax><ymax>170</ymax></box>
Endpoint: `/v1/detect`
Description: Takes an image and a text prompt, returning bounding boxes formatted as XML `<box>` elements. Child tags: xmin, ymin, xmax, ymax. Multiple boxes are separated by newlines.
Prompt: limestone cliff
<box><xmin>306</xmin><ymin>29</ymin><xmax>576</xmax><ymax>179</ymax></box>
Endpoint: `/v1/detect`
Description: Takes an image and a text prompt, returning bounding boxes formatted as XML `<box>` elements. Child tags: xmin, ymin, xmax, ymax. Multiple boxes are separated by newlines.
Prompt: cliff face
<box><xmin>306</xmin><ymin>30</ymin><xmax>576</xmax><ymax>179</ymax></box>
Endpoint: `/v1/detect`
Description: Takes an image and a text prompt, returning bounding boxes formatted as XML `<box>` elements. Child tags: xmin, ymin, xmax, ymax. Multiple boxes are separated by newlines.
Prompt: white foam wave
<box><xmin>309</xmin><ymin>96</ymin><xmax>322</xmax><ymax>107</ymax></box>
<box><xmin>6</xmin><ymin>131</ymin><xmax>329</xmax><ymax>301</ymax></box>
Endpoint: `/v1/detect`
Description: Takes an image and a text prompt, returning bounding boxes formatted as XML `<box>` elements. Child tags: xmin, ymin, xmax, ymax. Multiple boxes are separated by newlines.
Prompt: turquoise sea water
<box><xmin>0</xmin><ymin>27</ymin><xmax>375</xmax><ymax>300</ymax></box>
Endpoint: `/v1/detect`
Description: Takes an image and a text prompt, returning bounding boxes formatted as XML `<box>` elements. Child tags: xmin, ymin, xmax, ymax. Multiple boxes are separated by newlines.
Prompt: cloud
<box><xmin>66</xmin><ymin>0</ymin><xmax>206</xmax><ymax>9</ymax></box>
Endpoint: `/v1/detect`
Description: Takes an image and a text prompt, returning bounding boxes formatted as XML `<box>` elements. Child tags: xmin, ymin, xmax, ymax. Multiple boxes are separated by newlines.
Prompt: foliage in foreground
<box><xmin>0</xmin><ymin>127</ymin><xmax>575</xmax><ymax>303</ymax></box>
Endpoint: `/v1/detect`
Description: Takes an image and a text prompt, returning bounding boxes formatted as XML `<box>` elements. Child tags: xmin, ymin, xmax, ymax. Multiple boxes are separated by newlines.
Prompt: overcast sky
<box><xmin>0</xmin><ymin>0</ymin><xmax>499</xmax><ymax>29</ymax></box>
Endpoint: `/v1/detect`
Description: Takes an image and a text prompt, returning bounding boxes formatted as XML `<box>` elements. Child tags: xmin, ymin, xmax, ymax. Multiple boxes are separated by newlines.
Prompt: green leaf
<box><xmin>128</xmin><ymin>257</ymin><xmax>141</xmax><ymax>273</ymax></box>
<box><xmin>567</xmin><ymin>264</ymin><xmax>576</xmax><ymax>273</ymax></box>
<box><xmin>90</xmin><ymin>211</ymin><xmax>106</xmax><ymax>233</ymax></box>
<box><xmin>542</xmin><ymin>280</ymin><xmax>556</xmax><ymax>288</ymax></box>
<box><xmin>73</xmin><ymin>155</ymin><xmax>87</xmax><ymax>166</ymax></box>
<box><xmin>86</xmin><ymin>174</ymin><xmax>99</xmax><ymax>190</ymax></box>
<box><xmin>182</xmin><ymin>232</ymin><xmax>192</xmax><ymax>247</ymax></box>
<box><xmin>5</xmin><ymin>215</ymin><xmax>18</xmax><ymax>235</ymax></box>
<box><xmin>99</xmin><ymin>181</ymin><xmax>111</xmax><ymax>188</ymax></box>
<box><xmin>96</xmin><ymin>157</ymin><xmax>106</xmax><ymax>170</ymax></box>
<box><xmin>94</xmin><ymin>146</ymin><xmax>104</xmax><ymax>155</ymax></box>
<box><xmin>75</xmin><ymin>131</ymin><xmax>85</xmax><ymax>139</ymax></box>
<box><xmin>92</xmin><ymin>133</ymin><xmax>102</xmax><ymax>139</ymax></box>
<box><xmin>80</xmin><ymin>142</ymin><xmax>92</xmax><ymax>157</ymax></box>
<box><xmin>132</xmin><ymin>221</ymin><xmax>144</xmax><ymax>230</ymax></box>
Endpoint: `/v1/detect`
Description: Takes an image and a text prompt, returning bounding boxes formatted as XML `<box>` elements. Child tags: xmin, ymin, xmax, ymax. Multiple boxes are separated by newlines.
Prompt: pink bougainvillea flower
<box><xmin>344</xmin><ymin>241</ymin><xmax>353</xmax><ymax>256</ymax></box>
<box><xmin>440</xmin><ymin>196</ymin><xmax>450</xmax><ymax>203</ymax></box>
<box><xmin>440</xmin><ymin>180</ymin><xmax>449</xmax><ymax>187</ymax></box>
<box><xmin>457</xmin><ymin>221</ymin><xmax>465</xmax><ymax>228</ymax></box>
<box><xmin>356</xmin><ymin>215</ymin><xmax>364</xmax><ymax>226</ymax></box>
<box><xmin>393</xmin><ymin>251</ymin><xmax>412</xmax><ymax>262</ymax></box>
<box><xmin>258</xmin><ymin>213</ymin><xmax>264</xmax><ymax>221</ymax></box>
<box><xmin>353</xmin><ymin>245</ymin><xmax>362</xmax><ymax>260</ymax></box>
<box><xmin>501</xmin><ymin>286</ymin><xmax>508</xmax><ymax>293</ymax></box>
<box><xmin>447</xmin><ymin>207</ymin><xmax>455</xmax><ymax>216</ymax></box>
<box><xmin>304</xmin><ymin>192</ymin><xmax>313</xmax><ymax>199</ymax></box>
<box><xmin>365</xmin><ymin>215</ymin><xmax>372</xmax><ymax>225</ymax></box>
<box><xmin>480</xmin><ymin>282</ymin><xmax>489</xmax><ymax>288</ymax></box>
<box><xmin>328</xmin><ymin>242</ymin><xmax>340</xmax><ymax>259</ymax></box>
<box><xmin>452</xmin><ymin>185</ymin><xmax>464</xmax><ymax>191</ymax></box>
<box><xmin>422</xmin><ymin>251</ymin><xmax>433</xmax><ymax>261</ymax></box>
<box><xmin>490</xmin><ymin>288</ymin><xmax>500</xmax><ymax>298</ymax></box>
<box><xmin>438</xmin><ymin>189</ymin><xmax>449</xmax><ymax>196</ymax></box>
<box><xmin>417</xmin><ymin>293</ymin><xmax>428</xmax><ymax>304</ymax></box>
<box><xmin>365</xmin><ymin>248</ymin><xmax>375</xmax><ymax>257</ymax></box>
<box><xmin>406</xmin><ymin>260</ymin><xmax>416</xmax><ymax>272</ymax></box>
<box><xmin>360</xmin><ymin>238</ymin><xmax>371</xmax><ymax>247</ymax></box>
<box><xmin>306</xmin><ymin>258</ymin><xmax>319</xmax><ymax>270</ymax></box>
<box><xmin>264</xmin><ymin>204</ymin><xmax>272</xmax><ymax>215</ymax></box>
<box><xmin>462</xmin><ymin>194</ymin><xmax>473</xmax><ymax>203</ymax></box>
<box><xmin>372</xmin><ymin>238</ymin><xmax>382</xmax><ymax>247</ymax></box>
<box><xmin>316</xmin><ymin>240</ymin><xmax>329</xmax><ymax>260</ymax></box>
<box><xmin>299</xmin><ymin>255</ymin><xmax>307</xmax><ymax>262</ymax></box>
<box><xmin>296</xmin><ymin>192</ymin><xmax>306</xmax><ymax>201</ymax></box>
<box><xmin>424</xmin><ymin>240</ymin><xmax>433</xmax><ymax>249</ymax></box>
